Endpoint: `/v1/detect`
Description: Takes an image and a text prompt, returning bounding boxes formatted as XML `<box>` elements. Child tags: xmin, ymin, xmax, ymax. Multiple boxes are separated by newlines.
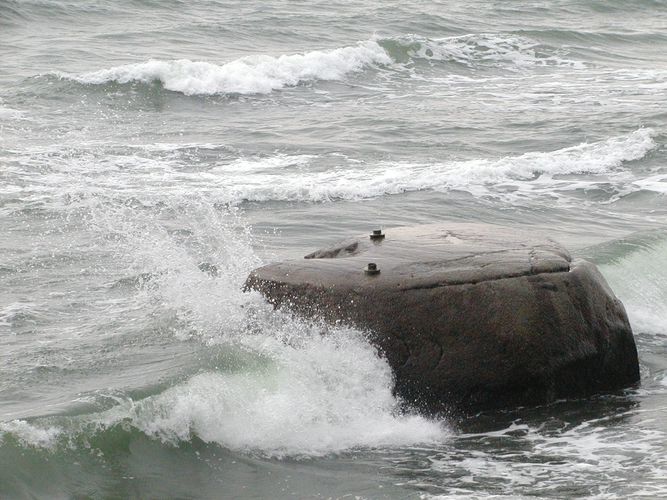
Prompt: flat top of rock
<box><xmin>250</xmin><ymin>223</ymin><xmax>572</xmax><ymax>290</ymax></box>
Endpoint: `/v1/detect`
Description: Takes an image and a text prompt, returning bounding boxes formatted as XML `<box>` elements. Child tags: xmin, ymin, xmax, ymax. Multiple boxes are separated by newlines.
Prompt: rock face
<box><xmin>245</xmin><ymin>223</ymin><xmax>640</xmax><ymax>413</ymax></box>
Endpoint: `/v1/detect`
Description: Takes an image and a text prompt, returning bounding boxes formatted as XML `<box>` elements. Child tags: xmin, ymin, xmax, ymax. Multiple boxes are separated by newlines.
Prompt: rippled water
<box><xmin>1</xmin><ymin>1</ymin><xmax>666</xmax><ymax>498</ymax></box>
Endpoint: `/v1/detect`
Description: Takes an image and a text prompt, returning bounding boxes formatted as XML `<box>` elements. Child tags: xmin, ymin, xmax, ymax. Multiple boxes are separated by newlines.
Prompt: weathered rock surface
<box><xmin>245</xmin><ymin>223</ymin><xmax>640</xmax><ymax>413</ymax></box>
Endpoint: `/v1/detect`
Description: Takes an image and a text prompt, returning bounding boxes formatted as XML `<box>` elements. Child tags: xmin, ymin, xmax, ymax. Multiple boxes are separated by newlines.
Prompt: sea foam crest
<box><xmin>55</xmin><ymin>33</ymin><xmax>581</xmax><ymax>96</ymax></box>
<box><xmin>124</xmin><ymin>326</ymin><xmax>447</xmax><ymax>458</ymax></box>
<box><xmin>61</xmin><ymin>41</ymin><xmax>391</xmax><ymax>95</ymax></box>
<box><xmin>3</xmin><ymin>129</ymin><xmax>657</xmax><ymax>208</ymax></box>
<box><xmin>380</xmin><ymin>33</ymin><xmax>585</xmax><ymax>68</ymax></box>
<box><xmin>0</xmin><ymin>420</ymin><xmax>61</xmax><ymax>449</ymax></box>
<box><xmin>199</xmin><ymin>128</ymin><xmax>656</xmax><ymax>202</ymax></box>
<box><xmin>0</xmin><ymin>106</ymin><xmax>26</xmax><ymax>121</ymax></box>
<box><xmin>104</xmin><ymin>202</ymin><xmax>446</xmax><ymax>457</ymax></box>
<box><xmin>0</xmin><ymin>199</ymin><xmax>447</xmax><ymax>458</ymax></box>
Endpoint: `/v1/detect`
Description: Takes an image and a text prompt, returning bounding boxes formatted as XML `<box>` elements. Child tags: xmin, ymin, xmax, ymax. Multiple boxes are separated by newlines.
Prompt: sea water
<box><xmin>1</xmin><ymin>1</ymin><xmax>666</xmax><ymax>497</ymax></box>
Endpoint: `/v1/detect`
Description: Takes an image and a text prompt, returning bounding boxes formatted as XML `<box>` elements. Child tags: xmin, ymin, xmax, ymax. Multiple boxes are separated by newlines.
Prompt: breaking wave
<box><xmin>380</xmin><ymin>33</ymin><xmax>585</xmax><ymax>68</ymax></box>
<box><xmin>0</xmin><ymin>108</ymin><xmax>24</xmax><ymax>120</ymax></box>
<box><xmin>51</xmin><ymin>33</ymin><xmax>585</xmax><ymax>96</ymax></box>
<box><xmin>207</xmin><ymin>128</ymin><xmax>655</xmax><ymax>202</ymax></box>
<box><xmin>1</xmin><ymin>129</ymin><xmax>657</xmax><ymax>210</ymax></box>
<box><xmin>0</xmin><ymin>198</ymin><xmax>446</xmax><ymax>458</ymax></box>
<box><xmin>597</xmin><ymin>232</ymin><xmax>667</xmax><ymax>337</ymax></box>
<box><xmin>0</xmin><ymin>333</ymin><xmax>447</xmax><ymax>458</ymax></box>
<box><xmin>55</xmin><ymin>41</ymin><xmax>392</xmax><ymax>95</ymax></box>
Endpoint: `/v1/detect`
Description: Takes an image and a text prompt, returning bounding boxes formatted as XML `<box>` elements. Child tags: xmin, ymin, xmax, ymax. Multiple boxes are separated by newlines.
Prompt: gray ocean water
<box><xmin>1</xmin><ymin>1</ymin><xmax>667</xmax><ymax>498</ymax></box>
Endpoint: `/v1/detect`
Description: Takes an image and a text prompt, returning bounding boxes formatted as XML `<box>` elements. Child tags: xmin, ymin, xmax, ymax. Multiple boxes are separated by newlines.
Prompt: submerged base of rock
<box><xmin>246</xmin><ymin>223</ymin><xmax>640</xmax><ymax>413</ymax></box>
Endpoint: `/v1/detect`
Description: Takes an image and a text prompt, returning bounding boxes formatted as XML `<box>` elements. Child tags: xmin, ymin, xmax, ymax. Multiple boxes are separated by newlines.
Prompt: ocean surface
<box><xmin>1</xmin><ymin>0</ymin><xmax>667</xmax><ymax>498</ymax></box>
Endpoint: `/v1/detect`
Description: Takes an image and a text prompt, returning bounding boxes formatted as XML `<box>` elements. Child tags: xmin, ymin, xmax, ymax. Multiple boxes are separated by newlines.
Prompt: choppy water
<box><xmin>1</xmin><ymin>0</ymin><xmax>667</xmax><ymax>498</ymax></box>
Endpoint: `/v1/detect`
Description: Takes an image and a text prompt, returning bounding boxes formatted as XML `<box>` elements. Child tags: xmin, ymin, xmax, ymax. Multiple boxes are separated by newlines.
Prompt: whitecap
<box><xmin>124</xmin><ymin>325</ymin><xmax>447</xmax><ymax>458</ymax></box>
<box><xmin>56</xmin><ymin>41</ymin><xmax>391</xmax><ymax>95</ymax></box>
<box><xmin>0</xmin><ymin>420</ymin><xmax>61</xmax><ymax>449</ymax></box>
<box><xmin>0</xmin><ymin>199</ymin><xmax>447</xmax><ymax>458</ymax></box>
<box><xmin>0</xmin><ymin>106</ymin><xmax>26</xmax><ymax>121</ymax></box>
<box><xmin>2</xmin><ymin>129</ymin><xmax>658</xmax><ymax>210</ymax></box>
<box><xmin>387</xmin><ymin>33</ymin><xmax>587</xmax><ymax>69</ymax></box>
<box><xmin>187</xmin><ymin>127</ymin><xmax>657</xmax><ymax>203</ymax></box>
<box><xmin>51</xmin><ymin>33</ymin><xmax>587</xmax><ymax>97</ymax></box>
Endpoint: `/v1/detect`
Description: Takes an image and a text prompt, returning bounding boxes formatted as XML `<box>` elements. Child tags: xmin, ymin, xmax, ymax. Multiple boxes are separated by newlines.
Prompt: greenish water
<box><xmin>1</xmin><ymin>1</ymin><xmax>666</xmax><ymax>497</ymax></box>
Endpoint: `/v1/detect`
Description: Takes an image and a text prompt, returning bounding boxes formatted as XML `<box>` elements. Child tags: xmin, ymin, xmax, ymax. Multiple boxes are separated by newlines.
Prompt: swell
<box><xmin>0</xmin><ymin>197</ymin><xmax>446</xmax><ymax>460</ymax></box>
<box><xmin>47</xmin><ymin>33</ymin><xmax>588</xmax><ymax>96</ymax></box>
<box><xmin>51</xmin><ymin>41</ymin><xmax>392</xmax><ymax>96</ymax></box>
<box><xmin>0</xmin><ymin>361</ymin><xmax>446</xmax><ymax>458</ymax></box>
<box><xmin>1</xmin><ymin>129</ymin><xmax>659</xmax><ymax>212</ymax></box>
<box><xmin>0</xmin><ymin>305</ymin><xmax>447</xmax><ymax>460</ymax></box>
<box><xmin>515</xmin><ymin>29</ymin><xmax>667</xmax><ymax>66</ymax></box>
<box><xmin>0</xmin><ymin>0</ymin><xmax>147</xmax><ymax>19</ymax></box>
<box><xmin>378</xmin><ymin>33</ymin><xmax>586</xmax><ymax>68</ymax></box>
<box><xmin>0</xmin><ymin>1</ymin><xmax>28</xmax><ymax>25</ymax></box>
<box><xmin>593</xmin><ymin>231</ymin><xmax>667</xmax><ymax>337</ymax></box>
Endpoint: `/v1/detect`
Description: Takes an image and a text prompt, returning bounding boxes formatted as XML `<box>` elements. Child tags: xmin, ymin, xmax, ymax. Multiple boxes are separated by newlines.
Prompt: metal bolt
<box><xmin>370</xmin><ymin>229</ymin><xmax>385</xmax><ymax>241</ymax></box>
<box><xmin>364</xmin><ymin>262</ymin><xmax>380</xmax><ymax>276</ymax></box>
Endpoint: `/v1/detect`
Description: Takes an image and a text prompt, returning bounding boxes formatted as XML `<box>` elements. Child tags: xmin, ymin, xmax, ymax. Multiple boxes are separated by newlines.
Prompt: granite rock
<box><xmin>245</xmin><ymin>223</ymin><xmax>640</xmax><ymax>413</ymax></box>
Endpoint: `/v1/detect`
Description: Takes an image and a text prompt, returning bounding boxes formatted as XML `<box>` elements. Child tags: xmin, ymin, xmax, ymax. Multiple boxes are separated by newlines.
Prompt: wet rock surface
<box><xmin>246</xmin><ymin>223</ymin><xmax>640</xmax><ymax>414</ymax></box>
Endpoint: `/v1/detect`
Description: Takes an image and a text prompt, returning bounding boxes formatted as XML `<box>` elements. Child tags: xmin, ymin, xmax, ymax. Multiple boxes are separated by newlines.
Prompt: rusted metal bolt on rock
<box><xmin>370</xmin><ymin>229</ymin><xmax>385</xmax><ymax>241</ymax></box>
<box><xmin>364</xmin><ymin>262</ymin><xmax>380</xmax><ymax>275</ymax></box>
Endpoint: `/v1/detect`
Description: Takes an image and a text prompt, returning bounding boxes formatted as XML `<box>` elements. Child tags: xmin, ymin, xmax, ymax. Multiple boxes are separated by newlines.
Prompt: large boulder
<box><xmin>245</xmin><ymin>223</ymin><xmax>640</xmax><ymax>414</ymax></box>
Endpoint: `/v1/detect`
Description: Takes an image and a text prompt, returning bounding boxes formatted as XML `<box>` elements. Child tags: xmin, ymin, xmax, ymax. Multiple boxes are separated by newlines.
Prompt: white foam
<box><xmin>426</xmin><ymin>417</ymin><xmax>667</xmax><ymax>498</ymax></box>
<box><xmin>5</xmin><ymin>340</ymin><xmax>446</xmax><ymax>457</ymax></box>
<box><xmin>390</xmin><ymin>33</ymin><xmax>586</xmax><ymax>69</ymax></box>
<box><xmin>0</xmin><ymin>301</ymin><xmax>39</xmax><ymax>329</ymax></box>
<box><xmin>221</xmin><ymin>154</ymin><xmax>316</xmax><ymax>173</ymax></box>
<box><xmin>630</xmin><ymin>174</ymin><xmax>667</xmax><ymax>194</ymax></box>
<box><xmin>124</xmin><ymin>324</ymin><xmax>446</xmax><ymax>458</ymax></box>
<box><xmin>0</xmin><ymin>420</ymin><xmax>61</xmax><ymax>449</ymax></box>
<box><xmin>111</xmin><ymin>201</ymin><xmax>447</xmax><ymax>457</ymax></box>
<box><xmin>190</xmin><ymin>128</ymin><xmax>657</xmax><ymax>202</ymax></box>
<box><xmin>0</xmin><ymin>106</ymin><xmax>26</xmax><ymax>120</ymax></box>
<box><xmin>59</xmin><ymin>41</ymin><xmax>391</xmax><ymax>95</ymax></box>
<box><xmin>2</xmin><ymin>129</ymin><xmax>657</xmax><ymax>211</ymax></box>
<box><xmin>51</xmin><ymin>33</ymin><xmax>585</xmax><ymax>96</ymax></box>
<box><xmin>0</xmin><ymin>198</ymin><xmax>446</xmax><ymax>458</ymax></box>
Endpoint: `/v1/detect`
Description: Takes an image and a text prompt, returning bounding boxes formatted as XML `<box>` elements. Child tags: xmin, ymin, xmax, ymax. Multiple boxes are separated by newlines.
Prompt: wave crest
<box><xmin>0</xmin><ymin>197</ymin><xmax>446</xmax><ymax>458</ymax></box>
<box><xmin>0</xmin><ymin>307</ymin><xmax>447</xmax><ymax>458</ymax></box>
<box><xmin>379</xmin><ymin>33</ymin><xmax>585</xmax><ymax>68</ymax></box>
<box><xmin>56</xmin><ymin>41</ymin><xmax>391</xmax><ymax>95</ymax></box>
<box><xmin>51</xmin><ymin>33</ymin><xmax>587</xmax><ymax>96</ymax></box>
<box><xmin>200</xmin><ymin>128</ymin><xmax>657</xmax><ymax>202</ymax></box>
<box><xmin>2</xmin><ymin>129</ymin><xmax>657</xmax><ymax>210</ymax></box>
<box><xmin>597</xmin><ymin>232</ymin><xmax>667</xmax><ymax>337</ymax></box>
